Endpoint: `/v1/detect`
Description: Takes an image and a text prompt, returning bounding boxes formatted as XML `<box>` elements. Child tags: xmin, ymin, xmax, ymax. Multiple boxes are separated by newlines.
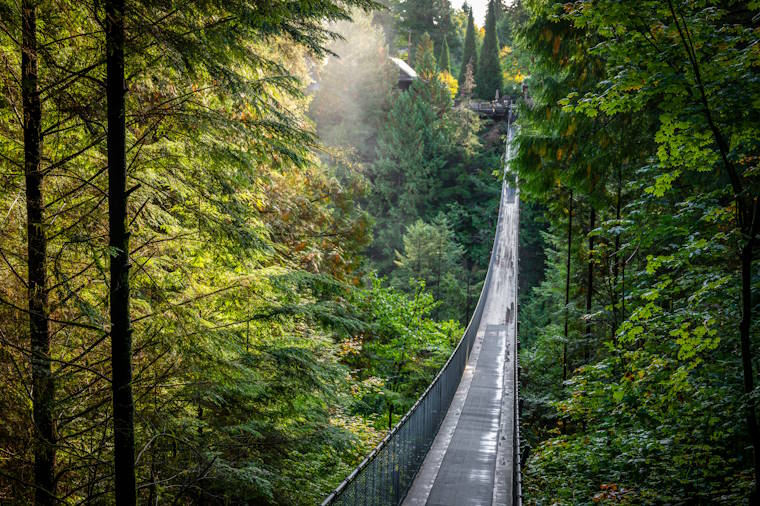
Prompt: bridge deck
<box><xmin>402</xmin><ymin>186</ymin><xmax>519</xmax><ymax>506</ymax></box>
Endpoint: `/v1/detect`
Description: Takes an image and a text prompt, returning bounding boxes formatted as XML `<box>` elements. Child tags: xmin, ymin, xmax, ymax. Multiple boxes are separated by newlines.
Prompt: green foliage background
<box><xmin>0</xmin><ymin>1</ymin><xmax>522</xmax><ymax>504</ymax></box>
<box><xmin>513</xmin><ymin>0</ymin><xmax>760</xmax><ymax>503</ymax></box>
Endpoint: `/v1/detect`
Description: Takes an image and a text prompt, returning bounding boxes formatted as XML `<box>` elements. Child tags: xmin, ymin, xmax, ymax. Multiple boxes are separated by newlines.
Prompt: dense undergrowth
<box><xmin>514</xmin><ymin>0</ymin><xmax>760</xmax><ymax>503</ymax></box>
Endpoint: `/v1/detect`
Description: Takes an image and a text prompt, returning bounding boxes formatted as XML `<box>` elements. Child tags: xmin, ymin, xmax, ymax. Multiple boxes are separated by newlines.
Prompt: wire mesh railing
<box><xmin>506</xmin><ymin>113</ymin><xmax>523</xmax><ymax>506</ymax></box>
<box><xmin>512</xmin><ymin>192</ymin><xmax>523</xmax><ymax>506</ymax></box>
<box><xmin>321</xmin><ymin>216</ymin><xmax>502</xmax><ymax>506</ymax></box>
<box><xmin>322</xmin><ymin>110</ymin><xmax>519</xmax><ymax>506</ymax></box>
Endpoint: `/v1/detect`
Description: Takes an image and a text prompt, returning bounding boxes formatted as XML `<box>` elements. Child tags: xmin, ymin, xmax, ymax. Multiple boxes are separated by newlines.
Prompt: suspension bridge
<box><xmin>322</xmin><ymin>119</ymin><xmax>521</xmax><ymax>506</ymax></box>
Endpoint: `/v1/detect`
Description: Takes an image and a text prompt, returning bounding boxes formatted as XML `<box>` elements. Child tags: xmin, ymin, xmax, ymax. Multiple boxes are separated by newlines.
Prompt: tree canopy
<box><xmin>514</xmin><ymin>0</ymin><xmax>760</xmax><ymax>503</ymax></box>
<box><xmin>4</xmin><ymin>0</ymin><xmax>759</xmax><ymax>504</ymax></box>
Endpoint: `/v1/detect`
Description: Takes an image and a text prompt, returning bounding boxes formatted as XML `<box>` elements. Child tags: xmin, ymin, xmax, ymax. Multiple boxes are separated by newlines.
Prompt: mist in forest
<box><xmin>308</xmin><ymin>12</ymin><xmax>397</xmax><ymax>163</ymax></box>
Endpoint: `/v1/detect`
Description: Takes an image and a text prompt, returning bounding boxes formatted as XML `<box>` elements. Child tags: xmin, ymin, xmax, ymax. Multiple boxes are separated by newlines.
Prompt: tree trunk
<box><xmin>741</xmin><ymin>238</ymin><xmax>760</xmax><ymax>499</ymax></box>
<box><xmin>22</xmin><ymin>2</ymin><xmax>55</xmax><ymax>503</ymax></box>
<box><xmin>563</xmin><ymin>191</ymin><xmax>572</xmax><ymax>382</ymax></box>
<box><xmin>612</xmin><ymin>168</ymin><xmax>622</xmax><ymax>339</ymax></box>
<box><xmin>106</xmin><ymin>0</ymin><xmax>136</xmax><ymax>503</ymax></box>
<box><xmin>584</xmin><ymin>207</ymin><xmax>595</xmax><ymax>363</ymax></box>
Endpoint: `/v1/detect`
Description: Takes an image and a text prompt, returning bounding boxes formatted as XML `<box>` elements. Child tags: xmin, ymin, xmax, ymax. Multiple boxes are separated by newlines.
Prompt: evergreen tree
<box><xmin>369</xmin><ymin>30</ymin><xmax>470</xmax><ymax>272</ymax></box>
<box><xmin>399</xmin><ymin>0</ymin><xmax>455</xmax><ymax>64</ymax></box>
<box><xmin>400</xmin><ymin>0</ymin><xmax>435</xmax><ymax>43</ymax></box>
<box><xmin>415</xmin><ymin>32</ymin><xmax>438</xmax><ymax>77</ymax></box>
<box><xmin>496</xmin><ymin>0</ymin><xmax>528</xmax><ymax>47</ymax></box>
<box><xmin>460</xmin><ymin>62</ymin><xmax>476</xmax><ymax>100</ymax></box>
<box><xmin>20</xmin><ymin>2</ymin><xmax>55</xmax><ymax>504</ymax></box>
<box><xmin>0</xmin><ymin>1</ymin><xmax>385</xmax><ymax>503</ymax></box>
<box><xmin>392</xmin><ymin>215</ymin><xmax>466</xmax><ymax>320</ymax></box>
<box><xmin>435</xmin><ymin>0</ymin><xmax>454</xmax><ymax>43</ymax></box>
<box><xmin>458</xmin><ymin>7</ymin><xmax>478</xmax><ymax>88</ymax></box>
<box><xmin>369</xmin><ymin>80</ymin><xmax>447</xmax><ymax>269</ymax></box>
<box><xmin>438</xmin><ymin>35</ymin><xmax>451</xmax><ymax>73</ymax></box>
<box><xmin>105</xmin><ymin>0</ymin><xmax>136</xmax><ymax>501</ymax></box>
<box><xmin>476</xmin><ymin>0</ymin><xmax>503</xmax><ymax>99</ymax></box>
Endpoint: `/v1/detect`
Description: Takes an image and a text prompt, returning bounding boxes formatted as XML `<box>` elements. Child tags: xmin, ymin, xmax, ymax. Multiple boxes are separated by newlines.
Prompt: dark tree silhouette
<box><xmin>476</xmin><ymin>0</ymin><xmax>503</xmax><ymax>99</ymax></box>
<box><xmin>22</xmin><ymin>1</ymin><xmax>55</xmax><ymax>503</ymax></box>
<box><xmin>105</xmin><ymin>0</ymin><xmax>136</xmax><ymax>503</ymax></box>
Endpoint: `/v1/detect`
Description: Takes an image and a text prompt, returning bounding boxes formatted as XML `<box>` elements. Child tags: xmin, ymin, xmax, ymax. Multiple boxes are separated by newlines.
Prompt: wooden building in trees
<box><xmin>389</xmin><ymin>57</ymin><xmax>418</xmax><ymax>90</ymax></box>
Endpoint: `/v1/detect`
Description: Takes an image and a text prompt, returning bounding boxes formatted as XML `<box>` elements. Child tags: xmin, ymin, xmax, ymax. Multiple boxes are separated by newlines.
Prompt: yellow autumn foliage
<box><xmin>500</xmin><ymin>46</ymin><xmax>526</xmax><ymax>85</ymax></box>
<box><xmin>438</xmin><ymin>70</ymin><xmax>459</xmax><ymax>99</ymax></box>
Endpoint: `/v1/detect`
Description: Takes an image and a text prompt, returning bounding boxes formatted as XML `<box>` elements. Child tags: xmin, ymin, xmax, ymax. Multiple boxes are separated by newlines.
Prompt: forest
<box><xmin>0</xmin><ymin>0</ymin><xmax>759</xmax><ymax>505</ymax></box>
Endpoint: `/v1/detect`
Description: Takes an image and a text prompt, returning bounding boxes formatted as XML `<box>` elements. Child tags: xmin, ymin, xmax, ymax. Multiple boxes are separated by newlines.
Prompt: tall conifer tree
<box><xmin>458</xmin><ymin>7</ymin><xmax>478</xmax><ymax>88</ymax></box>
<box><xmin>21</xmin><ymin>1</ymin><xmax>55</xmax><ymax>503</ymax></box>
<box><xmin>475</xmin><ymin>0</ymin><xmax>503</xmax><ymax>99</ymax></box>
<box><xmin>105</xmin><ymin>0</ymin><xmax>136</xmax><ymax>503</ymax></box>
<box><xmin>400</xmin><ymin>0</ymin><xmax>453</xmax><ymax>63</ymax></box>
<box><xmin>439</xmin><ymin>35</ymin><xmax>451</xmax><ymax>73</ymax></box>
<box><xmin>416</xmin><ymin>32</ymin><xmax>438</xmax><ymax>77</ymax></box>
